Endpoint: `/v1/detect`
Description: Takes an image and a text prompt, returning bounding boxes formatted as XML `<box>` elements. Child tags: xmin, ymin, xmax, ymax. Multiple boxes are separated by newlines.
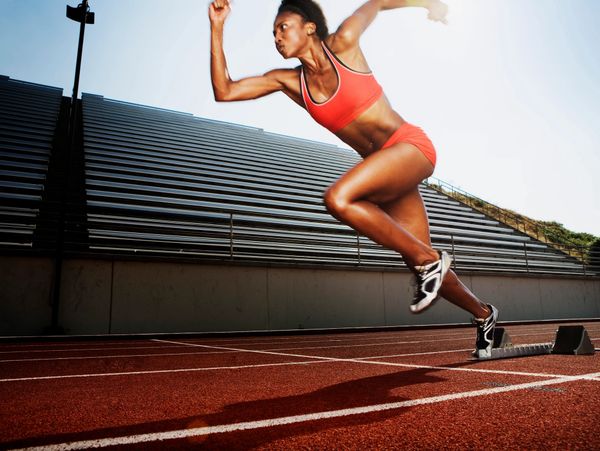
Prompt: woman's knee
<box><xmin>323</xmin><ymin>185</ymin><xmax>351</xmax><ymax>218</ymax></box>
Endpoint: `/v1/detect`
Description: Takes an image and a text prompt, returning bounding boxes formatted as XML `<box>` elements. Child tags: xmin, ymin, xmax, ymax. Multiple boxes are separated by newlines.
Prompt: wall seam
<box><xmin>266</xmin><ymin>268</ymin><xmax>271</xmax><ymax>330</ymax></box>
<box><xmin>108</xmin><ymin>259</ymin><xmax>114</xmax><ymax>334</ymax></box>
<box><xmin>382</xmin><ymin>272</ymin><xmax>387</xmax><ymax>326</ymax></box>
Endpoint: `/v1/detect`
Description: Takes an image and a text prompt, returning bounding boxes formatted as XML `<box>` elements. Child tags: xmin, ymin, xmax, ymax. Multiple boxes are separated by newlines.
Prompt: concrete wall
<box><xmin>0</xmin><ymin>257</ymin><xmax>54</xmax><ymax>335</ymax></box>
<box><xmin>1</xmin><ymin>256</ymin><xmax>599</xmax><ymax>336</ymax></box>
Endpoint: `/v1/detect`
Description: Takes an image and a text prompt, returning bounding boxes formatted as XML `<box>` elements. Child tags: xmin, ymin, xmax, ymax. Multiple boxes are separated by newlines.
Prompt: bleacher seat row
<box><xmin>0</xmin><ymin>76</ymin><xmax>592</xmax><ymax>275</ymax></box>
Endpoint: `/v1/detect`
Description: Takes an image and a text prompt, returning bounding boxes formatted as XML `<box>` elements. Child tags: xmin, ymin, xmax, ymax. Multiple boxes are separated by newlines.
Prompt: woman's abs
<box><xmin>334</xmin><ymin>97</ymin><xmax>406</xmax><ymax>156</ymax></box>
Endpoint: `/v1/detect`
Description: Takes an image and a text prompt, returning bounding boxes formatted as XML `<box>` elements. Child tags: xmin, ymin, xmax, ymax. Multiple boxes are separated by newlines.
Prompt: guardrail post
<box><xmin>451</xmin><ymin>234</ymin><xmax>457</xmax><ymax>271</ymax></box>
<box><xmin>357</xmin><ymin>233</ymin><xmax>361</xmax><ymax>265</ymax></box>
<box><xmin>523</xmin><ymin>242</ymin><xmax>529</xmax><ymax>273</ymax></box>
<box><xmin>581</xmin><ymin>246</ymin><xmax>587</xmax><ymax>276</ymax></box>
<box><xmin>229</xmin><ymin>213</ymin><xmax>234</xmax><ymax>259</ymax></box>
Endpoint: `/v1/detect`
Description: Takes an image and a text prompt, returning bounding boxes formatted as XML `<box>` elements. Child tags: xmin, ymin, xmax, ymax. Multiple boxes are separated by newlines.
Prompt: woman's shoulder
<box><xmin>265</xmin><ymin>67</ymin><xmax>301</xmax><ymax>83</ymax></box>
<box><xmin>324</xmin><ymin>32</ymin><xmax>360</xmax><ymax>56</ymax></box>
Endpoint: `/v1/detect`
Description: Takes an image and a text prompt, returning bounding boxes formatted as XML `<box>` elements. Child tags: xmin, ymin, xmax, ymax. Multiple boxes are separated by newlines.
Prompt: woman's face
<box><xmin>273</xmin><ymin>12</ymin><xmax>312</xmax><ymax>59</ymax></box>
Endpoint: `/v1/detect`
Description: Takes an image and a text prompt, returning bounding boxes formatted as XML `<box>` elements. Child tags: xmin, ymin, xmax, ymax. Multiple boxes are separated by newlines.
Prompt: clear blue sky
<box><xmin>1</xmin><ymin>0</ymin><xmax>599</xmax><ymax>237</ymax></box>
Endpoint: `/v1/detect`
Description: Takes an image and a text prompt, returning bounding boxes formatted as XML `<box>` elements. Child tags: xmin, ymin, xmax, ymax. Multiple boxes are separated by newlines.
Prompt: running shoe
<box><xmin>472</xmin><ymin>304</ymin><xmax>499</xmax><ymax>359</ymax></box>
<box><xmin>410</xmin><ymin>250</ymin><xmax>451</xmax><ymax>313</ymax></box>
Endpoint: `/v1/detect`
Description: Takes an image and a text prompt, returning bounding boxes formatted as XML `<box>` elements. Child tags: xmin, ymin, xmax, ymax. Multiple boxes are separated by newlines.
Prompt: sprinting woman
<box><xmin>209</xmin><ymin>0</ymin><xmax>498</xmax><ymax>358</ymax></box>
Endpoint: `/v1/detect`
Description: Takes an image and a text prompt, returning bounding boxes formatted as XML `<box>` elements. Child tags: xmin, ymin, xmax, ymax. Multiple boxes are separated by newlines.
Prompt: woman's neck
<box><xmin>298</xmin><ymin>41</ymin><xmax>329</xmax><ymax>74</ymax></box>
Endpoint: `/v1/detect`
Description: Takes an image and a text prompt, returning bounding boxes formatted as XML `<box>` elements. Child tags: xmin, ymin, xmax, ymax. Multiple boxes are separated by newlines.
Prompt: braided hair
<box><xmin>277</xmin><ymin>0</ymin><xmax>329</xmax><ymax>40</ymax></box>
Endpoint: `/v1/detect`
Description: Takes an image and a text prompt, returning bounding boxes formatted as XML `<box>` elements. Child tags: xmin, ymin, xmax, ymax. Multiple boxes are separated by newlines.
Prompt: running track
<box><xmin>1</xmin><ymin>322</ymin><xmax>599</xmax><ymax>450</ymax></box>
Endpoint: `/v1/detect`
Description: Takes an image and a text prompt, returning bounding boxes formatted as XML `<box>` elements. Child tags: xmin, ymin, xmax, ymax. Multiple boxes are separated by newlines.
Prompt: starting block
<box><xmin>493</xmin><ymin>327</ymin><xmax>512</xmax><ymax>348</ymax></box>
<box><xmin>475</xmin><ymin>325</ymin><xmax>596</xmax><ymax>361</ymax></box>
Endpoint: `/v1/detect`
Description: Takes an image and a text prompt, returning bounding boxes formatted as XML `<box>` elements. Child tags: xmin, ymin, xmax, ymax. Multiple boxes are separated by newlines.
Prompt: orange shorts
<box><xmin>382</xmin><ymin>122</ymin><xmax>437</xmax><ymax>167</ymax></box>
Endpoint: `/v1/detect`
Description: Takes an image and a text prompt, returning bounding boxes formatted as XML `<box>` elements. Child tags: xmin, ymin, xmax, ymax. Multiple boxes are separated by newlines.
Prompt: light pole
<box><xmin>66</xmin><ymin>0</ymin><xmax>94</xmax><ymax>137</ymax></box>
<box><xmin>48</xmin><ymin>1</ymin><xmax>95</xmax><ymax>334</ymax></box>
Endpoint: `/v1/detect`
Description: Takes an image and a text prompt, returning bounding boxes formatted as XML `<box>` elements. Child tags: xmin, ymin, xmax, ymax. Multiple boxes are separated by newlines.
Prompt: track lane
<box><xmin>3</xmin><ymin>368</ymin><xmax>599</xmax><ymax>450</ymax></box>
<box><xmin>1</xmin><ymin>323</ymin><xmax>599</xmax><ymax>450</ymax></box>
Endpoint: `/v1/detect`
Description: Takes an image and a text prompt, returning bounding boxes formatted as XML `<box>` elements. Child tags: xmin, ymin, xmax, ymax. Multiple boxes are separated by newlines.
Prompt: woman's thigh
<box><xmin>326</xmin><ymin>142</ymin><xmax>434</xmax><ymax>205</ymax></box>
<box><xmin>381</xmin><ymin>187</ymin><xmax>433</xmax><ymax>247</ymax></box>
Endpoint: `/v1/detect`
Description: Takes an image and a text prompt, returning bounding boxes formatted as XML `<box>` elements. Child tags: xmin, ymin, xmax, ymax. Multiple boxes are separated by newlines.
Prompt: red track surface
<box><xmin>1</xmin><ymin>322</ymin><xmax>599</xmax><ymax>450</ymax></box>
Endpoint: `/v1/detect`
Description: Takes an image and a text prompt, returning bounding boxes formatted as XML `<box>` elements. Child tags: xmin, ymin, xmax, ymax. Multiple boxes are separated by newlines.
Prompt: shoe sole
<box><xmin>410</xmin><ymin>251</ymin><xmax>452</xmax><ymax>314</ymax></box>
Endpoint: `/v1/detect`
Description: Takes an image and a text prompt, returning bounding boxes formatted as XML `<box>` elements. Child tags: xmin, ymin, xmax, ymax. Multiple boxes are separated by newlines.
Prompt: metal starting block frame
<box><xmin>475</xmin><ymin>325</ymin><xmax>596</xmax><ymax>361</ymax></box>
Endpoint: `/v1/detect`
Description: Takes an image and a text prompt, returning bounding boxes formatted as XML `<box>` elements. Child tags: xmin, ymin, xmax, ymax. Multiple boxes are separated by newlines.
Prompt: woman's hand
<box><xmin>426</xmin><ymin>0</ymin><xmax>448</xmax><ymax>24</ymax></box>
<box><xmin>209</xmin><ymin>0</ymin><xmax>231</xmax><ymax>26</ymax></box>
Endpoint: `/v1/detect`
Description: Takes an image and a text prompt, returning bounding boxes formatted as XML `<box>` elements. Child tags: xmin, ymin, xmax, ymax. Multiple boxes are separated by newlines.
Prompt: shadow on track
<box><xmin>2</xmin><ymin>361</ymin><xmax>483</xmax><ymax>450</ymax></box>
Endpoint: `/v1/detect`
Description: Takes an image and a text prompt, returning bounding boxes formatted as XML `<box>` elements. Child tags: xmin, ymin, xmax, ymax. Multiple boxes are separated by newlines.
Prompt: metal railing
<box><xmin>424</xmin><ymin>177</ymin><xmax>594</xmax><ymax>261</ymax></box>
<box><xmin>77</xmin><ymin>205</ymin><xmax>598</xmax><ymax>276</ymax></box>
<box><xmin>4</xmin><ymin>188</ymin><xmax>596</xmax><ymax>276</ymax></box>
<box><xmin>222</xmin><ymin>212</ymin><xmax>599</xmax><ymax>276</ymax></box>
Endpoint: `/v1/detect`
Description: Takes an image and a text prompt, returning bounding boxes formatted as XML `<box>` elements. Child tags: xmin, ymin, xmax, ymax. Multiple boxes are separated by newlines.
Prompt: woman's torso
<box><xmin>278</xmin><ymin>38</ymin><xmax>405</xmax><ymax>157</ymax></box>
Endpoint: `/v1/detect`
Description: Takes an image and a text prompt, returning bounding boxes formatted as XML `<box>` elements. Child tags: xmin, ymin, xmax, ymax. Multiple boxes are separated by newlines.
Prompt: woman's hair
<box><xmin>277</xmin><ymin>0</ymin><xmax>329</xmax><ymax>40</ymax></box>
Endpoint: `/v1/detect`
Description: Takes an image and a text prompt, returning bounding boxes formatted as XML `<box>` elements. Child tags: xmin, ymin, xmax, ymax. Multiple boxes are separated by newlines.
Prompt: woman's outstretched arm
<box><xmin>333</xmin><ymin>0</ymin><xmax>448</xmax><ymax>48</ymax></box>
<box><xmin>209</xmin><ymin>0</ymin><xmax>287</xmax><ymax>102</ymax></box>
<box><xmin>380</xmin><ymin>0</ymin><xmax>447</xmax><ymax>15</ymax></box>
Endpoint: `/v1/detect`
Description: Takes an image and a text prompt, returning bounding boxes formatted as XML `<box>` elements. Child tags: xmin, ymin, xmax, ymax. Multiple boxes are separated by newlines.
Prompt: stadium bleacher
<box><xmin>0</xmin><ymin>76</ymin><xmax>593</xmax><ymax>276</ymax></box>
<box><xmin>0</xmin><ymin>76</ymin><xmax>63</xmax><ymax>250</ymax></box>
<box><xmin>80</xmin><ymin>93</ymin><xmax>589</xmax><ymax>275</ymax></box>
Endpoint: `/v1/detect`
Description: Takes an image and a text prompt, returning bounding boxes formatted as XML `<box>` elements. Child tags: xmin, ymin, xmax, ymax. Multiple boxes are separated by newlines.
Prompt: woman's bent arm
<box><xmin>209</xmin><ymin>1</ymin><xmax>284</xmax><ymax>102</ymax></box>
<box><xmin>209</xmin><ymin>19</ymin><xmax>233</xmax><ymax>101</ymax></box>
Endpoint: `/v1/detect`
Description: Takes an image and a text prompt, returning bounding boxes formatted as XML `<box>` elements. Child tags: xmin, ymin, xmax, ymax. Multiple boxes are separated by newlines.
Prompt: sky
<box><xmin>1</xmin><ymin>0</ymin><xmax>599</xmax><ymax>236</ymax></box>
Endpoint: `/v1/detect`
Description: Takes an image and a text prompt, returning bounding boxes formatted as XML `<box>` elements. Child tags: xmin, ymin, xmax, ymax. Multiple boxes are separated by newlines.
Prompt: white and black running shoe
<box><xmin>410</xmin><ymin>251</ymin><xmax>451</xmax><ymax>313</ymax></box>
<box><xmin>472</xmin><ymin>304</ymin><xmax>499</xmax><ymax>359</ymax></box>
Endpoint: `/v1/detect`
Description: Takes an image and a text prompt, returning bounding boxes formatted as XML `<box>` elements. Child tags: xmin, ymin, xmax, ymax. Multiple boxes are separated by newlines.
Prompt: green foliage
<box><xmin>473</xmin><ymin>198</ymin><xmax>485</xmax><ymax>208</ymax></box>
<box><xmin>538</xmin><ymin>221</ymin><xmax>597</xmax><ymax>248</ymax></box>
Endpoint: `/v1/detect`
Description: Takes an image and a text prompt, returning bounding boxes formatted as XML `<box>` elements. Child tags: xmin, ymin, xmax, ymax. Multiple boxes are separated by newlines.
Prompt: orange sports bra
<box><xmin>300</xmin><ymin>42</ymin><xmax>383</xmax><ymax>133</ymax></box>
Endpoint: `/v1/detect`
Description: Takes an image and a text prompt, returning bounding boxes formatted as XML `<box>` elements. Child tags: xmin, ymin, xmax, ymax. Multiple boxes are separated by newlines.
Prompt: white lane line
<box><xmin>3</xmin><ymin>340</ymin><xmax>593</xmax><ymax>383</ymax></box>
<box><xmin>4</xmin><ymin>325</ymin><xmax>597</xmax><ymax>357</ymax></box>
<box><xmin>0</xmin><ymin>336</ymin><xmax>396</xmax><ymax>351</ymax></box>
<box><xmin>153</xmin><ymin>330</ymin><xmax>554</xmax><ymax>348</ymax></box>
<box><xmin>0</xmin><ymin>359</ymin><xmax>335</xmax><ymax>383</ymax></box>
<box><xmin>11</xmin><ymin>371</ymin><xmax>600</xmax><ymax>451</ymax></box>
<box><xmin>0</xmin><ymin>332</ymin><xmax>475</xmax><ymax>352</ymax></box>
<box><xmin>87</xmin><ymin>330</ymin><xmax>599</xmax><ymax>357</ymax></box>
<box><xmin>154</xmin><ymin>339</ymin><xmax>599</xmax><ymax>381</ymax></box>
<box><xmin>153</xmin><ymin>331</ymin><xmax>597</xmax><ymax>355</ymax></box>
<box><xmin>0</xmin><ymin>341</ymin><xmax>154</xmax><ymax>349</ymax></box>
<box><xmin>0</xmin><ymin>346</ymin><xmax>473</xmax><ymax>364</ymax></box>
<box><xmin>0</xmin><ymin>345</ymin><xmax>188</xmax><ymax>355</ymax></box>
<box><xmin>3</xmin><ymin>334</ymin><xmax>598</xmax><ymax>381</ymax></box>
<box><xmin>4</xmin><ymin>326</ymin><xmax>594</xmax><ymax>355</ymax></box>
<box><xmin>0</xmin><ymin>339</ymin><xmax>473</xmax><ymax>363</ymax></box>
<box><xmin>0</xmin><ymin>336</ymin><xmax>471</xmax><ymax>355</ymax></box>
<box><xmin>145</xmin><ymin>330</ymin><xmax>600</xmax><ymax>350</ymax></box>
<box><xmin>0</xmin><ymin>337</ymin><xmax>450</xmax><ymax>355</ymax></box>
<box><xmin>0</xmin><ymin>350</ymin><xmax>236</xmax><ymax>363</ymax></box>
<box><xmin>0</xmin><ymin>347</ymin><xmax>484</xmax><ymax>382</ymax></box>
<box><xmin>174</xmin><ymin>330</ymin><xmax>600</xmax><ymax>348</ymax></box>
<box><xmin>0</xmin><ymin>329</ymin><xmax>486</xmax><ymax>350</ymax></box>
<box><xmin>3</xmin><ymin>321</ymin><xmax>592</xmax><ymax>348</ymax></box>
<box><xmin>0</xmin><ymin>348</ymin><xmax>476</xmax><ymax>382</ymax></box>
